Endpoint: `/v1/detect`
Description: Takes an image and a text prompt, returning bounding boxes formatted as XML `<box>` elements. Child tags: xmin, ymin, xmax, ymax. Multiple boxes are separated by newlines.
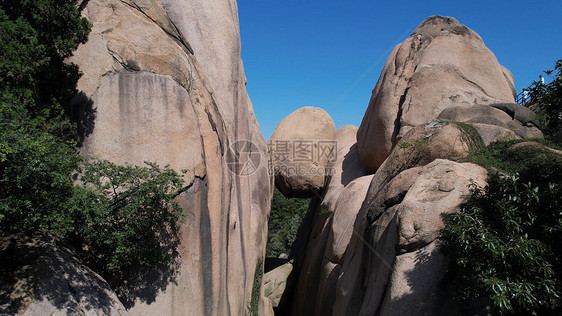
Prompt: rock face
<box><xmin>357</xmin><ymin>15</ymin><xmax>517</xmax><ymax>172</ymax></box>
<box><xmin>289</xmin><ymin>122</ymin><xmax>487</xmax><ymax>315</ymax></box>
<box><xmin>438</xmin><ymin>103</ymin><xmax>543</xmax><ymax>144</ymax></box>
<box><xmin>269</xmin><ymin>107</ymin><xmax>336</xmax><ymax>198</ymax></box>
<box><xmin>70</xmin><ymin>0</ymin><xmax>272</xmax><ymax>315</ymax></box>
<box><xmin>262</xmin><ymin>261</ymin><xmax>293</xmax><ymax>308</ymax></box>
<box><xmin>288</xmin><ymin>125</ymin><xmax>370</xmax><ymax>315</ymax></box>
<box><xmin>0</xmin><ymin>236</ymin><xmax>127</xmax><ymax>316</ymax></box>
<box><xmin>287</xmin><ymin>16</ymin><xmax>523</xmax><ymax>316</ymax></box>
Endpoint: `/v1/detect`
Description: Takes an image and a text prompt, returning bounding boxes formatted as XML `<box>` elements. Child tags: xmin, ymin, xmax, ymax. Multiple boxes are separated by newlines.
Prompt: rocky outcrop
<box><xmin>289</xmin><ymin>121</ymin><xmax>487</xmax><ymax>315</ymax></box>
<box><xmin>288</xmin><ymin>16</ymin><xmax>519</xmax><ymax>316</ymax></box>
<box><xmin>0</xmin><ymin>236</ymin><xmax>127</xmax><ymax>316</ymax></box>
<box><xmin>288</xmin><ymin>124</ymin><xmax>370</xmax><ymax>315</ymax></box>
<box><xmin>262</xmin><ymin>260</ymin><xmax>293</xmax><ymax>308</ymax></box>
<box><xmin>70</xmin><ymin>0</ymin><xmax>272</xmax><ymax>315</ymax></box>
<box><xmin>357</xmin><ymin>15</ymin><xmax>517</xmax><ymax>172</ymax></box>
<box><xmin>269</xmin><ymin>107</ymin><xmax>336</xmax><ymax>198</ymax></box>
<box><xmin>438</xmin><ymin>103</ymin><xmax>543</xmax><ymax>144</ymax></box>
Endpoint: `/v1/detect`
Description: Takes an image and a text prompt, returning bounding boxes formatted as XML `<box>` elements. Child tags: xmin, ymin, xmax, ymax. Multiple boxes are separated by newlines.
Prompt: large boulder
<box><xmin>438</xmin><ymin>103</ymin><xmax>543</xmax><ymax>144</ymax></box>
<box><xmin>287</xmin><ymin>126</ymin><xmax>370</xmax><ymax>315</ymax></box>
<box><xmin>269</xmin><ymin>107</ymin><xmax>336</xmax><ymax>198</ymax></box>
<box><xmin>69</xmin><ymin>0</ymin><xmax>273</xmax><ymax>315</ymax></box>
<box><xmin>357</xmin><ymin>16</ymin><xmax>516</xmax><ymax>172</ymax></box>
<box><xmin>333</xmin><ymin>159</ymin><xmax>487</xmax><ymax>315</ymax></box>
<box><xmin>290</xmin><ymin>118</ymin><xmax>489</xmax><ymax>315</ymax></box>
<box><xmin>319</xmin><ymin>125</ymin><xmax>368</xmax><ymax>212</ymax></box>
<box><xmin>262</xmin><ymin>261</ymin><xmax>293</xmax><ymax>308</ymax></box>
<box><xmin>0</xmin><ymin>236</ymin><xmax>127</xmax><ymax>316</ymax></box>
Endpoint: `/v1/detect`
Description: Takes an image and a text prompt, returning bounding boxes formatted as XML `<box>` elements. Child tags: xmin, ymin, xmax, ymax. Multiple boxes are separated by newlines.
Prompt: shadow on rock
<box><xmin>71</xmin><ymin>91</ymin><xmax>96</xmax><ymax>145</ymax></box>
<box><xmin>0</xmin><ymin>234</ymin><xmax>126</xmax><ymax>315</ymax></box>
<box><xmin>111</xmin><ymin>230</ymin><xmax>182</xmax><ymax>309</ymax></box>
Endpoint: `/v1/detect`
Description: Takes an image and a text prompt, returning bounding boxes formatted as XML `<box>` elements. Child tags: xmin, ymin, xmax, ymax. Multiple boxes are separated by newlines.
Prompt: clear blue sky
<box><xmin>238</xmin><ymin>0</ymin><xmax>562</xmax><ymax>140</ymax></box>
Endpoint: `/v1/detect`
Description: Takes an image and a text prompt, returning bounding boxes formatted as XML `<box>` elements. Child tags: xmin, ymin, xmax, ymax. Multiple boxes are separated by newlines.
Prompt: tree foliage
<box><xmin>0</xmin><ymin>0</ymin><xmax>90</xmax><ymax>233</ymax></box>
<box><xmin>266</xmin><ymin>188</ymin><xmax>308</xmax><ymax>257</ymax></box>
<box><xmin>526</xmin><ymin>59</ymin><xmax>562</xmax><ymax>141</ymax></box>
<box><xmin>441</xmin><ymin>141</ymin><xmax>562</xmax><ymax>315</ymax></box>
<box><xmin>67</xmin><ymin>160</ymin><xmax>185</xmax><ymax>280</ymax></box>
<box><xmin>0</xmin><ymin>0</ymin><xmax>186</xmax><ymax>284</ymax></box>
<box><xmin>0</xmin><ymin>0</ymin><xmax>90</xmax><ymax>137</ymax></box>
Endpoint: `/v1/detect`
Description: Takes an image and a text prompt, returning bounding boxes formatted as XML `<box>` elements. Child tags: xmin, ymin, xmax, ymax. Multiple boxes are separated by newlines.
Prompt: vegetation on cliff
<box><xmin>0</xmin><ymin>0</ymin><xmax>184</xmax><ymax>286</ymax></box>
<box><xmin>441</xmin><ymin>138</ymin><xmax>562</xmax><ymax>315</ymax></box>
<box><xmin>266</xmin><ymin>188</ymin><xmax>308</xmax><ymax>257</ymax></box>
<box><xmin>526</xmin><ymin>59</ymin><xmax>562</xmax><ymax>141</ymax></box>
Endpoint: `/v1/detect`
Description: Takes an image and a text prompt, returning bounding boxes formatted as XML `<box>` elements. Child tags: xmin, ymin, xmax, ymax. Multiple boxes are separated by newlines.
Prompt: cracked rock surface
<box><xmin>68</xmin><ymin>0</ymin><xmax>273</xmax><ymax>315</ymax></box>
<box><xmin>357</xmin><ymin>15</ymin><xmax>517</xmax><ymax>172</ymax></box>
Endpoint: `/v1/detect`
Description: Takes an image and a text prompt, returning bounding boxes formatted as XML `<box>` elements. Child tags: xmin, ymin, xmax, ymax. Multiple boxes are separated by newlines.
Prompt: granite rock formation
<box><xmin>69</xmin><ymin>0</ymin><xmax>273</xmax><ymax>315</ymax></box>
<box><xmin>269</xmin><ymin>107</ymin><xmax>336</xmax><ymax>198</ymax></box>
<box><xmin>0</xmin><ymin>236</ymin><xmax>128</xmax><ymax>316</ymax></box>
<box><xmin>286</xmin><ymin>15</ymin><xmax>534</xmax><ymax>316</ymax></box>
<box><xmin>357</xmin><ymin>15</ymin><xmax>518</xmax><ymax>172</ymax></box>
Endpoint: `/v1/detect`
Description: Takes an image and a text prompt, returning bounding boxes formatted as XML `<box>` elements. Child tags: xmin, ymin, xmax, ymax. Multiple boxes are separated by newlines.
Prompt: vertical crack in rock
<box><xmin>118</xmin><ymin>0</ymin><xmax>194</xmax><ymax>55</ymax></box>
<box><xmin>198</xmin><ymin>183</ymin><xmax>214</xmax><ymax>316</ymax></box>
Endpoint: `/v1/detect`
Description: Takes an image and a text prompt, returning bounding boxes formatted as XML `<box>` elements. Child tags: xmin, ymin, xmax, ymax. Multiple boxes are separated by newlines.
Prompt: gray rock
<box><xmin>0</xmin><ymin>236</ymin><xmax>127</xmax><ymax>316</ymax></box>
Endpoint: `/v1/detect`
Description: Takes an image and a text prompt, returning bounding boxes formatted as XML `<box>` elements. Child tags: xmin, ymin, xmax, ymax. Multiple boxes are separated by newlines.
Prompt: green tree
<box><xmin>526</xmin><ymin>59</ymin><xmax>562</xmax><ymax>141</ymax></box>
<box><xmin>0</xmin><ymin>0</ymin><xmax>90</xmax><ymax>137</ymax></box>
<box><xmin>441</xmin><ymin>141</ymin><xmax>562</xmax><ymax>315</ymax></box>
<box><xmin>266</xmin><ymin>188</ymin><xmax>308</xmax><ymax>257</ymax></box>
<box><xmin>0</xmin><ymin>0</ymin><xmax>186</xmax><ymax>285</ymax></box>
<box><xmin>67</xmin><ymin>160</ymin><xmax>185</xmax><ymax>280</ymax></box>
<box><xmin>0</xmin><ymin>0</ymin><xmax>90</xmax><ymax>233</ymax></box>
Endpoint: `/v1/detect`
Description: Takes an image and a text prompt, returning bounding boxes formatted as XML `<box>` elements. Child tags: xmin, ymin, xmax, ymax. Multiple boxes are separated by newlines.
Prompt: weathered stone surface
<box><xmin>371</xmin><ymin>122</ymin><xmax>472</xmax><ymax>185</ymax></box>
<box><xmin>70</xmin><ymin>0</ymin><xmax>273</xmax><ymax>314</ymax></box>
<box><xmin>394</xmin><ymin>160</ymin><xmax>488</xmax><ymax>253</ymax></box>
<box><xmin>320</xmin><ymin>125</ymin><xmax>368</xmax><ymax>214</ymax></box>
<box><xmin>470</xmin><ymin>123</ymin><xmax>518</xmax><ymax>145</ymax></box>
<box><xmin>287</xmin><ymin>126</ymin><xmax>370</xmax><ymax>316</ymax></box>
<box><xmin>331</xmin><ymin>160</ymin><xmax>487</xmax><ymax>315</ymax></box>
<box><xmin>269</xmin><ymin>107</ymin><xmax>336</xmax><ymax>198</ymax></box>
<box><xmin>378</xmin><ymin>241</ymin><xmax>453</xmax><ymax>316</ymax></box>
<box><xmin>289</xmin><ymin>120</ymin><xmax>480</xmax><ymax>315</ymax></box>
<box><xmin>262</xmin><ymin>261</ymin><xmax>293</xmax><ymax>307</ymax></box>
<box><xmin>315</xmin><ymin>175</ymin><xmax>373</xmax><ymax>315</ymax></box>
<box><xmin>438</xmin><ymin>104</ymin><xmax>543</xmax><ymax>142</ymax></box>
<box><xmin>357</xmin><ymin>16</ymin><xmax>516</xmax><ymax>172</ymax></box>
<box><xmin>325</xmin><ymin>175</ymin><xmax>374</xmax><ymax>264</ymax></box>
<box><xmin>491</xmin><ymin>103</ymin><xmax>540</xmax><ymax>127</ymax></box>
<box><xmin>0</xmin><ymin>236</ymin><xmax>127</xmax><ymax>316</ymax></box>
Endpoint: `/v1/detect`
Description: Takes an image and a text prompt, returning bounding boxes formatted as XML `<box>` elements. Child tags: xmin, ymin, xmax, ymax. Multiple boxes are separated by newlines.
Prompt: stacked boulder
<box><xmin>282</xmin><ymin>16</ymin><xmax>543</xmax><ymax>316</ymax></box>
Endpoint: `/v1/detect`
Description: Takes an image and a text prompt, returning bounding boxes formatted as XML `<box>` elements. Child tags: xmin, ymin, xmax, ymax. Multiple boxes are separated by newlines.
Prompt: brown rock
<box><xmin>287</xmin><ymin>126</ymin><xmax>369</xmax><ymax>316</ymax></box>
<box><xmin>325</xmin><ymin>175</ymin><xmax>374</xmax><ymax>264</ymax></box>
<box><xmin>262</xmin><ymin>261</ymin><xmax>293</xmax><ymax>307</ymax></box>
<box><xmin>357</xmin><ymin>16</ymin><xmax>516</xmax><ymax>172</ymax></box>
<box><xmin>378</xmin><ymin>241</ymin><xmax>452</xmax><ymax>316</ymax></box>
<box><xmin>269</xmin><ymin>107</ymin><xmax>336</xmax><ymax>198</ymax></box>
<box><xmin>469</xmin><ymin>123</ymin><xmax>519</xmax><ymax>145</ymax></box>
